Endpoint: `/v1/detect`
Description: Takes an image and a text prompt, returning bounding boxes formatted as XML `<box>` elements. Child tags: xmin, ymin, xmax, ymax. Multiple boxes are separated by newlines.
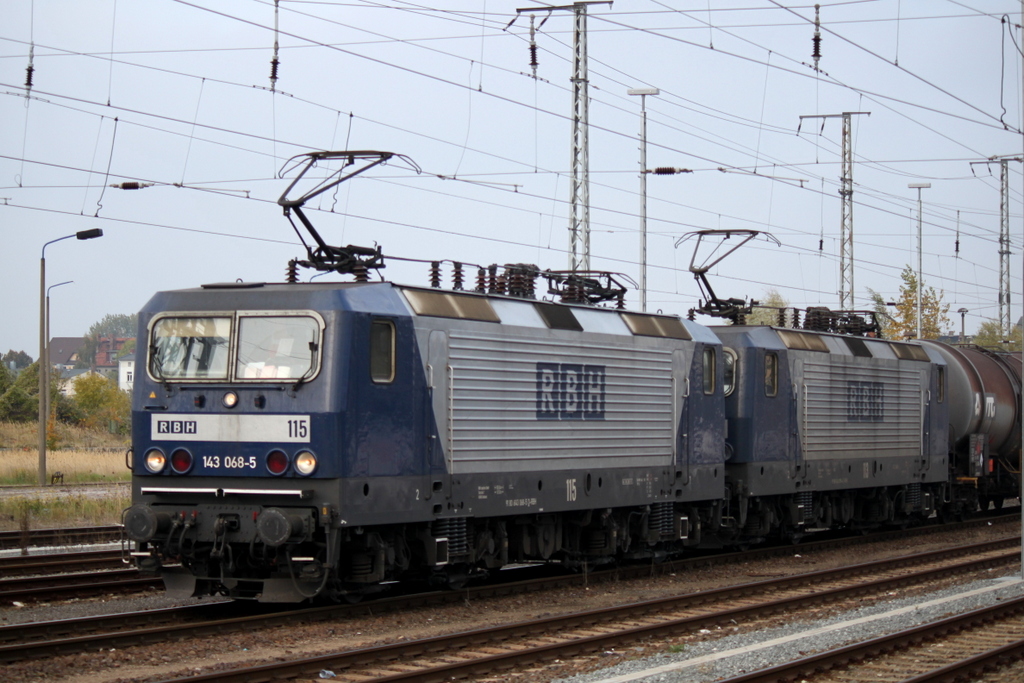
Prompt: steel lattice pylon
<box><xmin>516</xmin><ymin>2</ymin><xmax>608</xmax><ymax>273</ymax></box>
<box><xmin>568</xmin><ymin>3</ymin><xmax>590</xmax><ymax>272</ymax></box>
<box><xmin>999</xmin><ymin>158</ymin><xmax>1011</xmax><ymax>336</ymax></box>
<box><xmin>839</xmin><ymin>113</ymin><xmax>854</xmax><ymax>311</ymax></box>
<box><xmin>798</xmin><ymin>112</ymin><xmax>868</xmax><ymax>311</ymax></box>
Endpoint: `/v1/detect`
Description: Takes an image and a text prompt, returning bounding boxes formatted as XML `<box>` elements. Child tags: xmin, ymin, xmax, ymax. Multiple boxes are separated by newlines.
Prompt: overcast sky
<box><xmin>2</xmin><ymin>0</ymin><xmax>1022</xmax><ymax>357</ymax></box>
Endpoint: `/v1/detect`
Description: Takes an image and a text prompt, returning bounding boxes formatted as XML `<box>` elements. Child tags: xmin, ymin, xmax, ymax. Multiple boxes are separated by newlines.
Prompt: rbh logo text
<box><xmin>535</xmin><ymin>362</ymin><xmax>605</xmax><ymax>420</ymax></box>
<box><xmin>156</xmin><ymin>420</ymin><xmax>198</xmax><ymax>434</ymax></box>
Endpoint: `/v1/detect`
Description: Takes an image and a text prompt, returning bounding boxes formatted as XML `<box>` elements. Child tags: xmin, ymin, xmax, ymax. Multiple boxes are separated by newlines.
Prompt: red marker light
<box><xmin>267</xmin><ymin>450</ymin><xmax>289</xmax><ymax>475</ymax></box>
<box><xmin>170</xmin><ymin>449</ymin><xmax>193</xmax><ymax>474</ymax></box>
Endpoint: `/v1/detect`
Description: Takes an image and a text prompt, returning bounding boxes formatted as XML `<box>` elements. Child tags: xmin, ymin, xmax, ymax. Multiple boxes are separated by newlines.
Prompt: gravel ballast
<box><xmin>555</xmin><ymin>569</ymin><xmax>1024</xmax><ymax>683</ymax></box>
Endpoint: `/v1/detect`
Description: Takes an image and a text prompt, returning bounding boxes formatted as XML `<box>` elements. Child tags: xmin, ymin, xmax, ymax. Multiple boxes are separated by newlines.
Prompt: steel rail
<box><xmin>0</xmin><ymin>569</ymin><xmax>161</xmax><ymax>604</ymax></box>
<box><xmin>0</xmin><ymin>549</ymin><xmax>124</xmax><ymax>577</ymax></box>
<box><xmin>899</xmin><ymin>636</ymin><xmax>1024</xmax><ymax>683</ymax></box>
<box><xmin>0</xmin><ymin>525</ymin><xmax>122</xmax><ymax>550</ymax></box>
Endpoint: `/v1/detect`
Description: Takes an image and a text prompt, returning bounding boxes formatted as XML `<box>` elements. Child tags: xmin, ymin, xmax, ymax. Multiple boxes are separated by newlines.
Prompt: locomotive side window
<box><xmin>236</xmin><ymin>316</ymin><xmax>320</xmax><ymax>380</ymax></box>
<box><xmin>764</xmin><ymin>352</ymin><xmax>778</xmax><ymax>397</ymax></box>
<box><xmin>723</xmin><ymin>348</ymin><xmax>737</xmax><ymax>396</ymax></box>
<box><xmin>370</xmin><ymin>320</ymin><xmax>396</xmax><ymax>383</ymax></box>
<box><xmin>937</xmin><ymin>366</ymin><xmax>945</xmax><ymax>402</ymax></box>
<box><xmin>150</xmin><ymin>317</ymin><xmax>231</xmax><ymax>380</ymax></box>
<box><xmin>702</xmin><ymin>347</ymin><xmax>716</xmax><ymax>395</ymax></box>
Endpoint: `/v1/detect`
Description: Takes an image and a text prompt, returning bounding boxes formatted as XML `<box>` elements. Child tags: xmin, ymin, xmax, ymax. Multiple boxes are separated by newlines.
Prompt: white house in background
<box><xmin>118</xmin><ymin>353</ymin><xmax>135</xmax><ymax>393</ymax></box>
<box><xmin>58</xmin><ymin>368</ymin><xmax>101</xmax><ymax>397</ymax></box>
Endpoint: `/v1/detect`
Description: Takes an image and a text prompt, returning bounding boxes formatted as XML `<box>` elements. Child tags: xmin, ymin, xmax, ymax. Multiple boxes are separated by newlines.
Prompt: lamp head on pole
<box><xmin>76</xmin><ymin>228</ymin><xmax>103</xmax><ymax>240</ymax></box>
<box><xmin>627</xmin><ymin>87</ymin><xmax>659</xmax><ymax>97</ymax></box>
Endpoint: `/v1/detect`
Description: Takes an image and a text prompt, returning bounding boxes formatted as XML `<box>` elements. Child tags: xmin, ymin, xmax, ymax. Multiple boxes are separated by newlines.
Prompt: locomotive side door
<box><xmin>790</xmin><ymin>355</ymin><xmax>802</xmax><ymax>480</ymax></box>
<box><xmin>427</xmin><ymin>329</ymin><xmax>452</xmax><ymax>499</ymax></box>
<box><xmin>673</xmin><ymin>348</ymin><xmax>691</xmax><ymax>486</ymax></box>
<box><xmin>920</xmin><ymin>368</ymin><xmax>930</xmax><ymax>466</ymax></box>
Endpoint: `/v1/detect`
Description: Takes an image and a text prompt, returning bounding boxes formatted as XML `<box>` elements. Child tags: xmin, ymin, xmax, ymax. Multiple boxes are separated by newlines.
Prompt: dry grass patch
<box><xmin>0</xmin><ymin>448</ymin><xmax>129</xmax><ymax>485</ymax></box>
<box><xmin>0</xmin><ymin>491</ymin><xmax>131</xmax><ymax>531</ymax></box>
<box><xmin>0</xmin><ymin>421</ymin><xmax>129</xmax><ymax>450</ymax></box>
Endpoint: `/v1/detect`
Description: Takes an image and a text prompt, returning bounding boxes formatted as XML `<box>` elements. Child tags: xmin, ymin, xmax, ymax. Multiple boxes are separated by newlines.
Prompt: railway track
<box><xmin>145</xmin><ymin>536</ymin><xmax>1021</xmax><ymax>683</ymax></box>
<box><xmin>0</xmin><ymin>525</ymin><xmax>122</xmax><ymax>551</ymax></box>
<box><xmin>1</xmin><ymin>534</ymin><xmax>1019</xmax><ymax>680</ymax></box>
<box><xmin>0</xmin><ymin>548</ymin><xmax>124</xmax><ymax>577</ymax></box>
<box><xmin>0</xmin><ymin>567</ymin><xmax>163</xmax><ymax>604</ymax></box>
<box><xmin>715</xmin><ymin>593</ymin><xmax>1024</xmax><ymax>683</ymax></box>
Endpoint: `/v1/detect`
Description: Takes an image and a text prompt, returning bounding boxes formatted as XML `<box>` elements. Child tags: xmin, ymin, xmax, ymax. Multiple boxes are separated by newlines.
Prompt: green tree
<box><xmin>2</xmin><ymin>350</ymin><xmax>33</xmax><ymax>370</ymax></box>
<box><xmin>972</xmin><ymin>319</ymin><xmax>1023</xmax><ymax>351</ymax></box>
<box><xmin>115</xmin><ymin>338</ymin><xmax>136</xmax><ymax>359</ymax></box>
<box><xmin>0</xmin><ymin>362</ymin><xmax>12</xmax><ymax>396</ymax></box>
<box><xmin>747</xmin><ymin>288</ymin><xmax>792</xmax><ymax>326</ymax></box>
<box><xmin>78</xmin><ymin>313</ymin><xmax>138</xmax><ymax>366</ymax></box>
<box><xmin>0</xmin><ymin>361</ymin><xmax>38</xmax><ymax>421</ymax></box>
<box><xmin>52</xmin><ymin>385</ymin><xmax>85</xmax><ymax>425</ymax></box>
<box><xmin>882</xmin><ymin>266</ymin><xmax>950</xmax><ymax>340</ymax></box>
<box><xmin>0</xmin><ymin>384</ymin><xmax>36</xmax><ymax>422</ymax></box>
<box><xmin>72</xmin><ymin>373</ymin><xmax>131</xmax><ymax>434</ymax></box>
<box><xmin>12</xmin><ymin>360</ymin><xmax>41</xmax><ymax>395</ymax></box>
<box><xmin>867</xmin><ymin>289</ymin><xmax>897</xmax><ymax>340</ymax></box>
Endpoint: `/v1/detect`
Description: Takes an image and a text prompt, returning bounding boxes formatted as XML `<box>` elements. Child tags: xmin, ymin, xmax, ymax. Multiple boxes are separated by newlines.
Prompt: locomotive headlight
<box><xmin>294</xmin><ymin>450</ymin><xmax>318</xmax><ymax>476</ymax></box>
<box><xmin>222</xmin><ymin>391</ymin><xmax>239</xmax><ymax>408</ymax></box>
<box><xmin>144</xmin><ymin>449</ymin><xmax>167</xmax><ymax>473</ymax></box>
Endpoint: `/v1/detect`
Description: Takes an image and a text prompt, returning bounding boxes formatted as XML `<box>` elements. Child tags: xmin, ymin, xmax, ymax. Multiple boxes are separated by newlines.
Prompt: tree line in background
<box><xmin>79</xmin><ymin>313</ymin><xmax>138</xmax><ymax>367</ymax></box>
<box><xmin>0</xmin><ymin>313</ymin><xmax>138</xmax><ymax>435</ymax></box>
<box><xmin>0</xmin><ymin>362</ymin><xmax>130</xmax><ymax>436</ymax></box>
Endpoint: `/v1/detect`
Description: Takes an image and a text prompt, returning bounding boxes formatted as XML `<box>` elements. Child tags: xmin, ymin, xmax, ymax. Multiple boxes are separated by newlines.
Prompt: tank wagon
<box><xmin>919</xmin><ymin>341</ymin><xmax>1021</xmax><ymax>512</ymax></box>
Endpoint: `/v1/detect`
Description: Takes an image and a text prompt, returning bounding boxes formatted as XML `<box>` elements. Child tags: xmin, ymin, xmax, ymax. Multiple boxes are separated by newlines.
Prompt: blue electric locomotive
<box><xmin>712</xmin><ymin>324</ymin><xmax>950</xmax><ymax>543</ymax></box>
<box><xmin>123</xmin><ymin>276</ymin><xmax>727</xmax><ymax>601</ymax></box>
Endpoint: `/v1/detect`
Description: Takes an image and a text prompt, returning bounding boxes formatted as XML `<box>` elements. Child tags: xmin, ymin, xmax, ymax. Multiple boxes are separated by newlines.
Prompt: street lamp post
<box><xmin>39</xmin><ymin>229</ymin><xmax>102</xmax><ymax>486</ymax></box>
<box><xmin>628</xmin><ymin>87</ymin><xmax>659</xmax><ymax>312</ymax></box>
<box><xmin>957</xmin><ymin>308</ymin><xmax>968</xmax><ymax>344</ymax></box>
<box><xmin>908</xmin><ymin>183</ymin><xmax>931</xmax><ymax>339</ymax></box>
<box><xmin>45</xmin><ymin>281</ymin><xmax>73</xmax><ymax>426</ymax></box>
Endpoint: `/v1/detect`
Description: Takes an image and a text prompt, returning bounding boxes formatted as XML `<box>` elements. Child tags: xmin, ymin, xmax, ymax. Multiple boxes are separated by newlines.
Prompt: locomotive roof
<box><xmin>713</xmin><ymin>324</ymin><xmax>940</xmax><ymax>363</ymax></box>
<box><xmin>142</xmin><ymin>280</ymin><xmax>719</xmax><ymax>344</ymax></box>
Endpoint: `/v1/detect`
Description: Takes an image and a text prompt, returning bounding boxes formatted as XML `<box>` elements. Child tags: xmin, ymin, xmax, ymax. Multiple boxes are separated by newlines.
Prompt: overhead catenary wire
<box><xmin>1</xmin><ymin>2</ymin><xmax>1018</xmax><ymax>330</ymax></box>
<box><xmin>4</xmin><ymin>141</ymin><xmax>1015</xmax><ymax>309</ymax></box>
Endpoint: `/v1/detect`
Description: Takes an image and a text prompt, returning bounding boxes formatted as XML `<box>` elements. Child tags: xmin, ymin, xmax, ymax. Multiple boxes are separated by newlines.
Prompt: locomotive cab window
<box><xmin>370</xmin><ymin>320</ymin><xmax>396</xmax><ymax>383</ymax></box>
<box><xmin>236</xmin><ymin>316</ymin><xmax>321</xmax><ymax>381</ymax></box>
<box><xmin>764</xmin><ymin>352</ymin><xmax>778</xmax><ymax>397</ymax></box>
<box><xmin>703</xmin><ymin>347</ymin><xmax>716</xmax><ymax>395</ymax></box>
<box><xmin>723</xmin><ymin>348</ymin><xmax>737</xmax><ymax>396</ymax></box>
<box><xmin>150</xmin><ymin>316</ymin><xmax>231</xmax><ymax>380</ymax></box>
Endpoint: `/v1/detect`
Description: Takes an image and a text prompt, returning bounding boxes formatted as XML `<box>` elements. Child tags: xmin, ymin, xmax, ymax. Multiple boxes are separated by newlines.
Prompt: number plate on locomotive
<box><xmin>151</xmin><ymin>414</ymin><xmax>311</xmax><ymax>443</ymax></box>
